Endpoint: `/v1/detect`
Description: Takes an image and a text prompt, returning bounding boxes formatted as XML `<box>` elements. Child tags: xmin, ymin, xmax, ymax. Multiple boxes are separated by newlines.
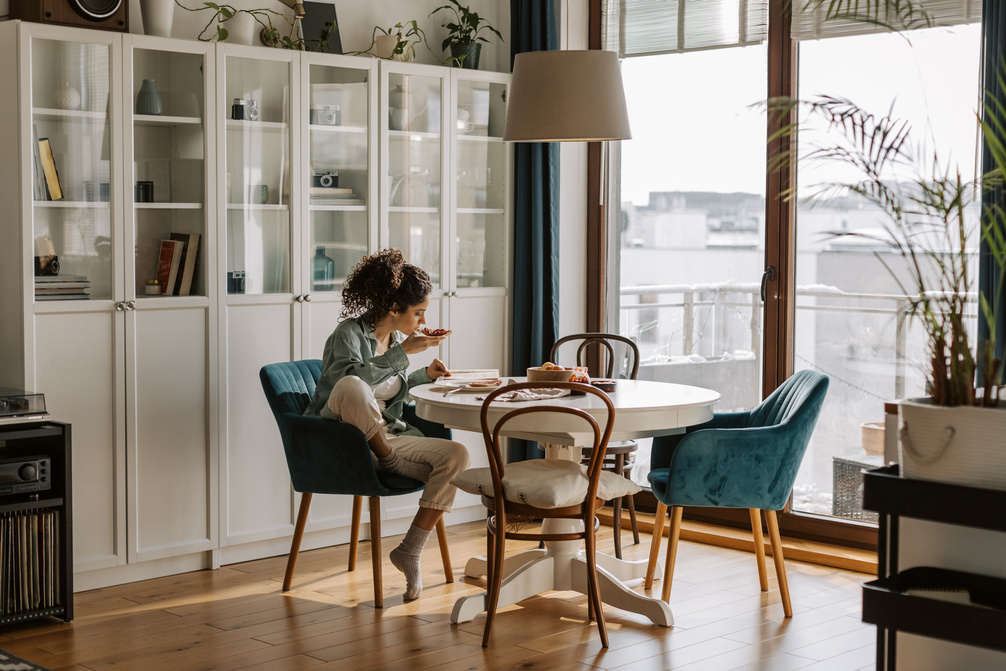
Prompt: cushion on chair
<box><xmin>451</xmin><ymin>459</ymin><xmax>641</xmax><ymax>508</ymax></box>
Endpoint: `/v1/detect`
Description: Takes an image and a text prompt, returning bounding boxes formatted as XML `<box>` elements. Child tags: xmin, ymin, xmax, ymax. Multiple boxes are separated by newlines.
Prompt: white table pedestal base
<box><xmin>450</xmin><ymin>518</ymin><xmax>673</xmax><ymax>627</ymax></box>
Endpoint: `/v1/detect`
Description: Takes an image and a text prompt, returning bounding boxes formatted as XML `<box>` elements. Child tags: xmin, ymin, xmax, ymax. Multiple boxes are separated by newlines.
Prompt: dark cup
<box><xmin>135</xmin><ymin>181</ymin><xmax>154</xmax><ymax>203</ymax></box>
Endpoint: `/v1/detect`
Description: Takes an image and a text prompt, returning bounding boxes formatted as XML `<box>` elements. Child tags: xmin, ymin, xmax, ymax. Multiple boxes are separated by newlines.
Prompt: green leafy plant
<box><xmin>173</xmin><ymin>1</ymin><xmax>336</xmax><ymax>51</ymax></box>
<box><xmin>430</xmin><ymin>0</ymin><xmax>503</xmax><ymax>66</ymax></box>
<box><xmin>767</xmin><ymin>0</ymin><xmax>1005</xmax><ymax>407</ymax></box>
<box><xmin>348</xmin><ymin>21</ymin><xmax>429</xmax><ymax>62</ymax></box>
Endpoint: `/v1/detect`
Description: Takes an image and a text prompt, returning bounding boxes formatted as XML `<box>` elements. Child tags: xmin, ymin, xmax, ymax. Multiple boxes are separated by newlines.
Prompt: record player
<box><xmin>0</xmin><ymin>387</ymin><xmax>49</xmax><ymax>424</ymax></box>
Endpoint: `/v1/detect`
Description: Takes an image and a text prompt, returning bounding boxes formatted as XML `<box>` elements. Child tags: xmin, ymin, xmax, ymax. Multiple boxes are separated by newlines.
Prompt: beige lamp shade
<box><xmin>503</xmin><ymin>50</ymin><xmax>631</xmax><ymax>142</ymax></box>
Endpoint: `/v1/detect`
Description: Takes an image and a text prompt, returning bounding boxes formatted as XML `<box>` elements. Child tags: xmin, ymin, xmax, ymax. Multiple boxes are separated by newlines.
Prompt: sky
<box><xmin>617</xmin><ymin>23</ymin><xmax>983</xmax><ymax>206</ymax></box>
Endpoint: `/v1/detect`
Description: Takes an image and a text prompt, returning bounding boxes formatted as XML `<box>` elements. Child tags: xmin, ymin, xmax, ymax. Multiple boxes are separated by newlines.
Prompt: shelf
<box><xmin>33</xmin><ymin>108</ymin><xmax>105</xmax><ymax>122</ymax></box>
<box><xmin>225</xmin><ymin>120</ymin><xmax>288</xmax><ymax>132</ymax></box>
<box><xmin>310</xmin><ymin>203</ymin><xmax>366</xmax><ymax>211</ymax></box>
<box><xmin>863</xmin><ymin>567</ymin><xmax>1006</xmax><ymax>653</ymax></box>
<box><xmin>864</xmin><ymin>465</ymin><xmax>1006</xmax><ymax>533</ymax></box>
<box><xmin>33</xmin><ymin>201</ymin><xmax>109</xmax><ymax>209</ymax></box>
<box><xmin>388</xmin><ymin>206</ymin><xmax>438</xmax><ymax>214</ymax></box>
<box><xmin>457</xmin><ymin>208</ymin><xmax>505</xmax><ymax>215</ymax></box>
<box><xmin>135</xmin><ymin>202</ymin><xmax>203</xmax><ymax>210</ymax></box>
<box><xmin>389</xmin><ymin>129</ymin><xmax>439</xmax><ymax>141</ymax></box>
<box><xmin>310</xmin><ymin>124</ymin><xmax>366</xmax><ymax>134</ymax></box>
<box><xmin>227</xmin><ymin>204</ymin><xmax>289</xmax><ymax>211</ymax></box>
<box><xmin>134</xmin><ymin>114</ymin><xmax>201</xmax><ymax>126</ymax></box>
<box><xmin>458</xmin><ymin>134</ymin><xmax>503</xmax><ymax>143</ymax></box>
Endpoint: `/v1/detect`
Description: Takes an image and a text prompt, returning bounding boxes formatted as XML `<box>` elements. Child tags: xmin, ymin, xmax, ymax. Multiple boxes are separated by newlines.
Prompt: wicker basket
<box><xmin>832</xmin><ymin>455</ymin><xmax>884</xmax><ymax>522</ymax></box>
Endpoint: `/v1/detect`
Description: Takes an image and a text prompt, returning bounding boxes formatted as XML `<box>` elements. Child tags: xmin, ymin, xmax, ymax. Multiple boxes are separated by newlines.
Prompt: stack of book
<box><xmin>153</xmin><ymin>233</ymin><xmax>201</xmax><ymax>296</ymax></box>
<box><xmin>34</xmin><ymin>275</ymin><xmax>90</xmax><ymax>301</ymax></box>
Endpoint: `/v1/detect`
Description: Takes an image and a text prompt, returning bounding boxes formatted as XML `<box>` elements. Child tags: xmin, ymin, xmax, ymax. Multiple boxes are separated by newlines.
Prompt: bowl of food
<box><xmin>527</xmin><ymin>362</ymin><xmax>574</xmax><ymax>383</ymax></box>
<box><xmin>590</xmin><ymin>379</ymin><xmax>617</xmax><ymax>393</ymax></box>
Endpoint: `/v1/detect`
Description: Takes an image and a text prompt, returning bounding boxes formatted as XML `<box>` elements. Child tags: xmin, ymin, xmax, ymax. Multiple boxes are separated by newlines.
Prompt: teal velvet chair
<box><xmin>259</xmin><ymin>359</ymin><xmax>453</xmax><ymax>608</ymax></box>
<box><xmin>643</xmin><ymin>369</ymin><xmax>829</xmax><ymax>617</ymax></box>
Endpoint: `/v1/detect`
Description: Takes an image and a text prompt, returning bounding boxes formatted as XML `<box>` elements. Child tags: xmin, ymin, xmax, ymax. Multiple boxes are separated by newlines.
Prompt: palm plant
<box><xmin>767</xmin><ymin>0</ymin><xmax>1006</xmax><ymax>407</ymax></box>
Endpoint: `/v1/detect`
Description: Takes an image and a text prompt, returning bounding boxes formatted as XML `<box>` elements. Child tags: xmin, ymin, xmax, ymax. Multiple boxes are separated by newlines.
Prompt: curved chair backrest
<box><xmin>550</xmin><ymin>333</ymin><xmax>640</xmax><ymax>380</ymax></box>
<box><xmin>259</xmin><ymin>360</ymin><xmax>427</xmax><ymax>498</ymax></box>
<box><xmin>479</xmin><ymin>381</ymin><xmax>616</xmax><ymax>505</ymax></box>
<box><xmin>748</xmin><ymin>369</ymin><xmax>829</xmax><ymax>429</ymax></box>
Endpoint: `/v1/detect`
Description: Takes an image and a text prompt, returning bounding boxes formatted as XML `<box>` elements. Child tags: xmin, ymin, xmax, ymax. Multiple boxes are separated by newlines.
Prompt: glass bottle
<box><xmin>312</xmin><ymin>246</ymin><xmax>335</xmax><ymax>291</ymax></box>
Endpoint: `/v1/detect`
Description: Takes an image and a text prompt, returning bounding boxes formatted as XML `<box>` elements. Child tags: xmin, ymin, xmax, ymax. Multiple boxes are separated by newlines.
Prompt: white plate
<box><xmin>438</xmin><ymin>379</ymin><xmax>504</xmax><ymax>393</ymax></box>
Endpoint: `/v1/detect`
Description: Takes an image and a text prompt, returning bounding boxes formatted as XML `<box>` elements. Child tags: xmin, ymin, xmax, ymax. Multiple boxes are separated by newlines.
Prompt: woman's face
<box><xmin>390</xmin><ymin>296</ymin><xmax>430</xmax><ymax>334</ymax></box>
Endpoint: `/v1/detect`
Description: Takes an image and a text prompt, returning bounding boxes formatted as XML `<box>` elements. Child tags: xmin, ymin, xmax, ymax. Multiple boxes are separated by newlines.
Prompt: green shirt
<box><xmin>303</xmin><ymin>317</ymin><xmax>432</xmax><ymax>436</ymax></box>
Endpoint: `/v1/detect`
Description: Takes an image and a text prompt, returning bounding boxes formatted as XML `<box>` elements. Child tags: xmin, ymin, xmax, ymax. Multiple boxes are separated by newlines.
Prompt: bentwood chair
<box><xmin>550</xmin><ymin>333</ymin><xmax>641</xmax><ymax>558</ymax></box>
<box><xmin>644</xmin><ymin>370</ymin><xmax>829</xmax><ymax>617</ymax></box>
<box><xmin>462</xmin><ymin>381</ymin><xmax>636</xmax><ymax>647</ymax></box>
<box><xmin>260</xmin><ymin>360</ymin><xmax>453</xmax><ymax>608</ymax></box>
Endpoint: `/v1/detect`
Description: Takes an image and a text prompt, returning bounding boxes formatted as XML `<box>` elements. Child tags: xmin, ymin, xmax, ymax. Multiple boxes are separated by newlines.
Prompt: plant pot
<box><xmin>376</xmin><ymin>34</ymin><xmax>401</xmax><ymax>60</ymax></box>
<box><xmin>227</xmin><ymin>12</ymin><xmax>258</xmax><ymax>46</ymax></box>
<box><xmin>899</xmin><ymin>398</ymin><xmax>1006</xmax><ymax>491</ymax></box>
<box><xmin>139</xmin><ymin>0</ymin><xmax>174</xmax><ymax>37</ymax></box>
<box><xmin>450</xmin><ymin>42</ymin><xmax>481</xmax><ymax>69</ymax></box>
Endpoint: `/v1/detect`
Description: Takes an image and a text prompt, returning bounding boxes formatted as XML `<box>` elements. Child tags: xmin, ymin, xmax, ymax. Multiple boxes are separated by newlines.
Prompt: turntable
<box><xmin>0</xmin><ymin>388</ymin><xmax>48</xmax><ymax>424</ymax></box>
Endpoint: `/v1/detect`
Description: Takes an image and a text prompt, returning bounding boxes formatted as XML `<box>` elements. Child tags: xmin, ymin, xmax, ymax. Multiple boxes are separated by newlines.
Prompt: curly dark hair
<box><xmin>340</xmin><ymin>248</ymin><xmax>432</xmax><ymax>323</ymax></box>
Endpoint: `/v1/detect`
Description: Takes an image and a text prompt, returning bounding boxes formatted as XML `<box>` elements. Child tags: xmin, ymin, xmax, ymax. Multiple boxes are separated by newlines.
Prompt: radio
<box><xmin>0</xmin><ymin>456</ymin><xmax>51</xmax><ymax>495</ymax></box>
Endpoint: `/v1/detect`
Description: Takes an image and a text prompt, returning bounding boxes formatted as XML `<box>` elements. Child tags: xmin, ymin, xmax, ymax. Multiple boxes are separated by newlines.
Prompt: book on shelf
<box><xmin>37</xmin><ymin>138</ymin><xmax>63</xmax><ymax>201</ymax></box>
<box><xmin>31</xmin><ymin>125</ymin><xmax>44</xmax><ymax>201</ymax></box>
<box><xmin>35</xmin><ymin>294</ymin><xmax>89</xmax><ymax>301</ymax></box>
<box><xmin>309</xmin><ymin>187</ymin><xmax>355</xmax><ymax>198</ymax></box>
<box><xmin>34</xmin><ymin>275</ymin><xmax>89</xmax><ymax>285</ymax></box>
<box><xmin>169</xmin><ymin>232</ymin><xmax>201</xmax><ymax>296</ymax></box>
<box><xmin>34</xmin><ymin>286</ymin><xmax>91</xmax><ymax>295</ymax></box>
<box><xmin>154</xmin><ymin>239</ymin><xmax>185</xmax><ymax>295</ymax></box>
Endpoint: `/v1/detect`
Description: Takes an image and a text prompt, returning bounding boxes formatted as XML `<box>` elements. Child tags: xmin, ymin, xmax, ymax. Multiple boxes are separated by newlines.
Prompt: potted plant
<box><xmin>430</xmin><ymin>0</ymin><xmax>503</xmax><ymax>69</ymax></box>
<box><xmin>771</xmin><ymin>0</ymin><xmax>1006</xmax><ymax>489</ymax></box>
<box><xmin>174</xmin><ymin>1</ymin><xmax>336</xmax><ymax>50</ymax></box>
<box><xmin>349</xmin><ymin>21</ymin><xmax>429</xmax><ymax>62</ymax></box>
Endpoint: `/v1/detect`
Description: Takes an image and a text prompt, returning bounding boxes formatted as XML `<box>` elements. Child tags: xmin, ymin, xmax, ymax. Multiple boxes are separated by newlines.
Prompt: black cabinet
<box><xmin>863</xmin><ymin>465</ymin><xmax>1006</xmax><ymax>669</ymax></box>
<box><xmin>0</xmin><ymin>421</ymin><xmax>72</xmax><ymax>624</ymax></box>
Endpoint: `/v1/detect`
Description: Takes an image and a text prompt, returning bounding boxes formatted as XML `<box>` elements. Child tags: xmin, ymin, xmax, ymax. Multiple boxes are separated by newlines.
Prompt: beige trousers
<box><xmin>323</xmin><ymin>375</ymin><xmax>470</xmax><ymax>512</ymax></box>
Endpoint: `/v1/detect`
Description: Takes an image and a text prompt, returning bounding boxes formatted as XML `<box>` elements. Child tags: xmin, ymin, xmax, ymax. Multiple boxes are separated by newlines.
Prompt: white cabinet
<box><xmin>0</xmin><ymin>22</ymin><xmax>216</xmax><ymax>576</ymax></box>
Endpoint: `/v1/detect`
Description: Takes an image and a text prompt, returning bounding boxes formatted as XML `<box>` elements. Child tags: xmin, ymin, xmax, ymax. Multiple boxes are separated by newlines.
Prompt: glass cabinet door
<box><xmin>223</xmin><ymin>52</ymin><xmax>294</xmax><ymax>296</ymax></box>
<box><xmin>129</xmin><ymin>44</ymin><xmax>208</xmax><ymax>299</ymax></box>
<box><xmin>382</xmin><ymin>64</ymin><xmax>446</xmax><ymax>288</ymax></box>
<box><xmin>306</xmin><ymin>58</ymin><xmax>375</xmax><ymax>292</ymax></box>
<box><xmin>30</xmin><ymin>37</ymin><xmax>113</xmax><ymax>302</ymax></box>
<box><xmin>453</xmin><ymin>73</ymin><xmax>509</xmax><ymax>289</ymax></box>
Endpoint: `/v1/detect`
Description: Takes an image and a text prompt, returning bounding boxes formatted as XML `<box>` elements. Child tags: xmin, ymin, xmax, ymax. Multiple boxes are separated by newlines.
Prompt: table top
<box><xmin>411</xmin><ymin>378</ymin><xmax>720</xmax><ymax>446</ymax></box>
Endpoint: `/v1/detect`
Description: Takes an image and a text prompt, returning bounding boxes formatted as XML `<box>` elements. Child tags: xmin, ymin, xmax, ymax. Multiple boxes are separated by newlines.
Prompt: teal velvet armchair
<box><xmin>260</xmin><ymin>359</ymin><xmax>453</xmax><ymax>607</ymax></box>
<box><xmin>643</xmin><ymin>369</ymin><xmax>829</xmax><ymax>617</ymax></box>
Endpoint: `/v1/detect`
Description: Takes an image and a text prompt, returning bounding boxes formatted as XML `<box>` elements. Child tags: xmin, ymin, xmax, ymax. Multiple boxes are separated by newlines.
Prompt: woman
<box><xmin>304</xmin><ymin>248</ymin><xmax>470</xmax><ymax>601</ymax></box>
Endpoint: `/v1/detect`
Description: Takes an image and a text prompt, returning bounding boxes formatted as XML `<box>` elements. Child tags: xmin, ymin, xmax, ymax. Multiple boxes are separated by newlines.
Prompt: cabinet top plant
<box><xmin>771</xmin><ymin>0</ymin><xmax>1005</xmax><ymax>408</ymax></box>
<box><xmin>430</xmin><ymin>0</ymin><xmax>503</xmax><ymax>67</ymax></box>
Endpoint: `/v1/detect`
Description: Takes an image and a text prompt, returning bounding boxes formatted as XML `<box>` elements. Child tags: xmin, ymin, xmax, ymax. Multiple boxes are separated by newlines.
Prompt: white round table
<box><xmin>411</xmin><ymin>378</ymin><xmax>720</xmax><ymax>627</ymax></box>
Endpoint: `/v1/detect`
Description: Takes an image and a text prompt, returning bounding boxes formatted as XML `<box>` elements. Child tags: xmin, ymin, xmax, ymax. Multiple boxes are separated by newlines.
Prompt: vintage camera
<box><xmin>246</xmin><ymin>99</ymin><xmax>259</xmax><ymax>121</ymax></box>
<box><xmin>231</xmin><ymin>98</ymin><xmax>246</xmax><ymax>120</ymax></box>
<box><xmin>310</xmin><ymin>104</ymin><xmax>341</xmax><ymax>126</ymax></box>
<box><xmin>312</xmin><ymin>170</ymin><xmax>340</xmax><ymax>189</ymax></box>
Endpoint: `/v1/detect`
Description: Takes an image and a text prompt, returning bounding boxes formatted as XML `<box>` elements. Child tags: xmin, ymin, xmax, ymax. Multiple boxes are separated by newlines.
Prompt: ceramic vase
<box><xmin>55</xmin><ymin>82</ymin><xmax>81</xmax><ymax>111</ymax></box>
<box><xmin>136</xmin><ymin>79</ymin><xmax>162</xmax><ymax>116</ymax></box>
<box><xmin>450</xmin><ymin>42</ymin><xmax>482</xmax><ymax>69</ymax></box>
<box><xmin>139</xmin><ymin>0</ymin><xmax>174</xmax><ymax>37</ymax></box>
<box><xmin>227</xmin><ymin>12</ymin><xmax>258</xmax><ymax>46</ymax></box>
<box><xmin>376</xmin><ymin>34</ymin><xmax>401</xmax><ymax>60</ymax></box>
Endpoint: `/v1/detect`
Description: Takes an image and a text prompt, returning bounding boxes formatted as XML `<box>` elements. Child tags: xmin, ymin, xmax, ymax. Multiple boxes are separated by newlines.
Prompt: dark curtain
<box><xmin>508</xmin><ymin>0</ymin><xmax>560</xmax><ymax>461</ymax></box>
<box><xmin>981</xmin><ymin>0</ymin><xmax>1006</xmax><ymax>387</ymax></box>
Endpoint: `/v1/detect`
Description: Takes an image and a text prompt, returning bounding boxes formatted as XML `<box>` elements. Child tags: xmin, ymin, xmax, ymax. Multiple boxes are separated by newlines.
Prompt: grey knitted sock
<box><xmin>390</xmin><ymin>524</ymin><xmax>433</xmax><ymax>601</ymax></box>
<box><xmin>378</xmin><ymin>449</ymin><xmax>432</xmax><ymax>483</ymax></box>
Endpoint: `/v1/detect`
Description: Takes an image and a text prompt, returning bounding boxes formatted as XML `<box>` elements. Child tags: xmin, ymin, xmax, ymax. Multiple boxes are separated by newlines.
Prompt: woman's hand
<box><xmin>426</xmin><ymin>358</ymin><xmax>450</xmax><ymax>380</ymax></box>
<box><xmin>400</xmin><ymin>329</ymin><xmax>451</xmax><ymax>355</ymax></box>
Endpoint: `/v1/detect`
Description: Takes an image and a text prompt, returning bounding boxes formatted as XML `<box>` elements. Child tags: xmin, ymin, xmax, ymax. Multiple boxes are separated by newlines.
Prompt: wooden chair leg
<box><xmin>660</xmin><ymin>506</ymin><xmax>683</xmax><ymax>604</ymax></box>
<box><xmin>765</xmin><ymin>510</ymin><xmax>793</xmax><ymax>617</ymax></box>
<box><xmin>369</xmin><ymin>496</ymin><xmax>383</xmax><ymax>609</ymax></box>
<box><xmin>645</xmin><ymin>501</ymin><xmax>667</xmax><ymax>590</ymax></box>
<box><xmin>626</xmin><ymin>491</ymin><xmax>640</xmax><ymax>545</ymax></box>
<box><xmin>283</xmin><ymin>493</ymin><xmax>312</xmax><ymax>591</ymax></box>
<box><xmin>349</xmin><ymin>495</ymin><xmax>362</xmax><ymax>572</ymax></box>
<box><xmin>436</xmin><ymin>517</ymin><xmax>454</xmax><ymax>583</ymax></box>
<box><xmin>611</xmin><ymin>454</ymin><xmax>624</xmax><ymax>559</ymax></box>
<box><xmin>584</xmin><ymin>510</ymin><xmax>608</xmax><ymax>647</ymax></box>
<box><xmin>482</xmin><ymin>512</ymin><xmax>507</xmax><ymax>647</ymax></box>
<box><xmin>485</xmin><ymin>513</ymin><xmax>495</xmax><ymax>589</ymax></box>
<box><xmin>750</xmin><ymin>508</ymin><xmax>769</xmax><ymax>592</ymax></box>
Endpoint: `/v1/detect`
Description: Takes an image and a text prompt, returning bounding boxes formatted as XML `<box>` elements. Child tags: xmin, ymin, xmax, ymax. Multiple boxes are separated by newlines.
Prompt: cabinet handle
<box><xmin>295</xmin><ymin>295</ymin><xmax>303</xmax><ymax>303</ymax></box>
<box><xmin>115</xmin><ymin>301</ymin><xmax>125</xmax><ymax>311</ymax></box>
<box><xmin>444</xmin><ymin>290</ymin><xmax>451</xmax><ymax>297</ymax></box>
<box><xmin>126</xmin><ymin>301</ymin><xmax>136</xmax><ymax>310</ymax></box>
<box><xmin>303</xmin><ymin>294</ymin><xmax>312</xmax><ymax>303</ymax></box>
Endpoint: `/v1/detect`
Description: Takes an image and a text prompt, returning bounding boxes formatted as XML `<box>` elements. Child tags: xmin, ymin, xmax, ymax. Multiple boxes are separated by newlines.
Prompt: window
<box><xmin>600</xmin><ymin>0</ymin><xmax>982</xmax><ymax>539</ymax></box>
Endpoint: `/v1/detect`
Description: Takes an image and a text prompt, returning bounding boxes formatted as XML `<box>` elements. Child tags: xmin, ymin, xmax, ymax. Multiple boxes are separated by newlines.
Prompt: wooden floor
<box><xmin>0</xmin><ymin>521</ymin><xmax>876</xmax><ymax>671</ymax></box>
